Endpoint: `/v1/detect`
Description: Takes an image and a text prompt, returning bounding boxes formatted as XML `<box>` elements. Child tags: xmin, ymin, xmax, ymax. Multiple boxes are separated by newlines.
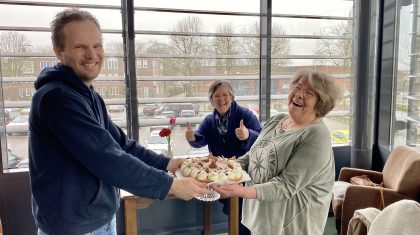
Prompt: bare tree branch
<box><xmin>213</xmin><ymin>23</ymin><xmax>238</xmax><ymax>75</ymax></box>
<box><xmin>170</xmin><ymin>16</ymin><xmax>207</xmax><ymax>76</ymax></box>
<box><xmin>314</xmin><ymin>21</ymin><xmax>352</xmax><ymax>71</ymax></box>
<box><xmin>0</xmin><ymin>32</ymin><xmax>31</xmax><ymax>76</ymax></box>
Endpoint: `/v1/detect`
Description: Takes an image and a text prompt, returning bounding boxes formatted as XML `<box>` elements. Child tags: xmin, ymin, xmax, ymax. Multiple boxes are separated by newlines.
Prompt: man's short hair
<box><xmin>51</xmin><ymin>8</ymin><xmax>101</xmax><ymax>49</ymax></box>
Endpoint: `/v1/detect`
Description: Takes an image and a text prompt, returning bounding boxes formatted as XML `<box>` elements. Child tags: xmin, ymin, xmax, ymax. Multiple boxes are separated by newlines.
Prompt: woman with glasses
<box><xmin>212</xmin><ymin>69</ymin><xmax>341</xmax><ymax>235</ymax></box>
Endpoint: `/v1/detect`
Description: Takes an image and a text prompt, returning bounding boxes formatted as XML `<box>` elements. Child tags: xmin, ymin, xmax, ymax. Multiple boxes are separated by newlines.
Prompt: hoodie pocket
<box><xmin>87</xmin><ymin>181</ymin><xmax>118</xmax><ymax>220</ymax></box>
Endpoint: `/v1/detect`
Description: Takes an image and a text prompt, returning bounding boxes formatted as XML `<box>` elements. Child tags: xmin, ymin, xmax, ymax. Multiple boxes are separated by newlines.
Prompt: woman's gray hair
<box><xmin>51</xmin><ymin>8</ymin><xmax>101</xmax><ymax>49</ymax></box>
<box><xmin>290</xmin><ymin>69</ymin><xmax>342</xmax><ymax>117</ymax></box>
<box><xmin>208</xmin><ymin>80</ymin><xmax>235</xmax><ymax>101</ymax></box>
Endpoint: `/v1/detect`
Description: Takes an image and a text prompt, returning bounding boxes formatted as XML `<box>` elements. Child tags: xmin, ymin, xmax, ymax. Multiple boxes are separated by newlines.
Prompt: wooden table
<box><xmin>121</xmin><ymin>191</ymin><xmax>239</xmax><ymax>235</ymax></box>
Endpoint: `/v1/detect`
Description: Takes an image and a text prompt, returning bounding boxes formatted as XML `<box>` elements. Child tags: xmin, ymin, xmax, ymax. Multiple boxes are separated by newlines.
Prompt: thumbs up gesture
<box><xmin>185</xmin><ymin>122</ymin><xmax>196</xmax><ymax>141</ymax></box>
<box><xmin>235</xmin><ymin>119</ymin><xmax>249</xmax><ymax>141</ymax></box>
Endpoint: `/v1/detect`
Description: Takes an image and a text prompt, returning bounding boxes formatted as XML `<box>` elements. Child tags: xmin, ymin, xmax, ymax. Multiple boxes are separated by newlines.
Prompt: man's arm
<box><xmin>40</xmin><ymin>91</ymin><xmax>172</xmax><ymax>199</ymax></box>
<box><xmin>107</xmin><ymin>118</ymin><xmax>170</xmax><ymax>171</ymax></box>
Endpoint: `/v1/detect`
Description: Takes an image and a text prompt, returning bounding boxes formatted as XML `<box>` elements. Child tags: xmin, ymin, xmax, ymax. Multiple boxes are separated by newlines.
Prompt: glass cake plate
<box><xmin>175</xmin><ymin>169</ymin><xmax>251</xmax><ymax>201</ymax></box>
<box><xmin>195</xmin><ymin>186</ymin><xmax>221</xmax><ymax>201</ymax></box>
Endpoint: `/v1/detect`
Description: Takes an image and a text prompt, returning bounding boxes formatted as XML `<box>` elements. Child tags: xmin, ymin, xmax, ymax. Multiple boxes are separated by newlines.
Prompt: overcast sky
<box><xmin>3</xmin><ymin>0</ymin><xmax>412</xmax><ymax>69</ymax></box>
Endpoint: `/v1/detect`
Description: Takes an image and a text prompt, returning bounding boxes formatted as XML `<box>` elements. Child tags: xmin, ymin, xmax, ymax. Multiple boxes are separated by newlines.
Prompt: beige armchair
<box><xmin>331</xmin><ymin>145</ymin><xmax>420</xmax><ymax>235</ymax></box>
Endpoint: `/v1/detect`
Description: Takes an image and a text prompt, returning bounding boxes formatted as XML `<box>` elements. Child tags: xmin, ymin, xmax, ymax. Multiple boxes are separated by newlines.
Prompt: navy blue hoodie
<box><xmin>188</xmin><ymin>101</ymin><xmax>262</xmax><ymax>157</ymax></box>
<box><xmin>29</xmin><ymin>63</ymin><xmax>173</xmax><ymax>234</ymax></box>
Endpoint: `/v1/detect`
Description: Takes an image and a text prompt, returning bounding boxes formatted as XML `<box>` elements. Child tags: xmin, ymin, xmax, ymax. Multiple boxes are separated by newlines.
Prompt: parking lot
<box><xmin>5</xmin><ymin>113</ymin><xmax>351</xmax><ymax>162</ymax></box>
<box><xmin>5</xmin><ymin>122</ymin><xmax>203</xmax><ymax>164</ymax></box>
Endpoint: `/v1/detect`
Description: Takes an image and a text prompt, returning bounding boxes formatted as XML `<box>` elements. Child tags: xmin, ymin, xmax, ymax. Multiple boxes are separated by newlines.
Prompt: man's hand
<box><xmin>235</xmin><ymin>119</ymin><xmax>249</xmax><ymax>140</ymax></box>
<box><xmin>169</xmin><ymin>178</ymin><xmax>213</xmax><ymax>200</ymax></box>
<box><xmin>166</xmin><ymin>158</ymin><xmax>185</xmax><ymax>174</ymax></box>
<box><xmin>185</xmin><ymin>122</ymin><xmax>196</xmax><ymax>141</ymax></box>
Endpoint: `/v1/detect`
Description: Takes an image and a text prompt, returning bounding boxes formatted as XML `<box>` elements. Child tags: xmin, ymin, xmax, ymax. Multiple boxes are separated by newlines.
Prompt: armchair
<box><xmin>331</xmin><ymin>145</ymin><xmax>420</xmax><ymax>235</ymax></box>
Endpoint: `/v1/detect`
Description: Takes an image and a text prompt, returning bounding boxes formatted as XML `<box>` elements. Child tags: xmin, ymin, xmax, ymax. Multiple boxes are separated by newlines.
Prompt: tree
<box><xmin>213</xmin><ymin>23</ymin><xmax>239</xmax><ymax>75</ymax></box>
<box><xmin>169</xmin><ymin>16</ymin><xmax>207</xmax><ymax>76</ymax></box>
<box><xmin>314</xmin><ymin>20</ymin><xmax>352</xmax><ymax>71</ymax></box>
<box><xmin>0</xmin><ymin>32</ymin><xmax>32</xmax><ymax>77</ymax></box>
<box><xmin>239</xmin><ymin>21</ymin><xmax>290</xmax><ymax>68</ymax></box>
<box><xmin>271</xmin><ymin>23</ymin><xmax>290</xmax><ymax>67</ymax></box>
<box><xmin>239</xmin><ymin>22</ymin><xmax>260</xmax><ymax>67</ymax></box>
<box><xmin>144</xmin><ymin>40</ymin><xmax>172</xmax><ymax>55</ymax></box>
<box><xmin>105</xmin><ymin>41</ymin><xmax>124</xmax><ymax>55</ymax></box>
<box><xmin>142</xmin><ymin>40</ymin><xmax>175</xmax><ymax>76</ymax></box>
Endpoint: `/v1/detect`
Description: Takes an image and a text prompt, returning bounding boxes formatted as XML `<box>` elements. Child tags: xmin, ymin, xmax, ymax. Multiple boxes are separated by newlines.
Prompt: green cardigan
<box><xmin>238</xmin><ymin>114</ymin><xmax>335</xmax><ymax>235</ymax></box>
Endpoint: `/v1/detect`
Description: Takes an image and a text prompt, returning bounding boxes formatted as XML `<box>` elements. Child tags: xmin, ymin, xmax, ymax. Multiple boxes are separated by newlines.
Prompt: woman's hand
<box><xmin>235</xmin><ymin>119</ymin><xmax>249</xmax><ymax>141</ymax></box>
<box><xmin>211</xmin><ymin>183</ymin><xmax>256</xmax><ymax>199</ymax></box>
<box><xmin>185</xmin><ymin>122</ymin><xmax>196</xmax><ymax>141</ymax></box>
<box><xmin>166</xmin><ymin>158</ymin><xmax>185</xmax><ymax>174</ymax></box>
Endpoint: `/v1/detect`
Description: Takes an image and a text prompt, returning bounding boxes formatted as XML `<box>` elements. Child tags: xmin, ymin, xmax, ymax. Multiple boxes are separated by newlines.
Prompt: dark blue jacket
<box><xmin>188</xmin><ymin>101</ymin><xmax>262</xmax><ymax>158</ymax></box>
<box><xmin>29</xmin><ymin>63</ymin><xmax>173</xmax><ymax>235</ymax></box>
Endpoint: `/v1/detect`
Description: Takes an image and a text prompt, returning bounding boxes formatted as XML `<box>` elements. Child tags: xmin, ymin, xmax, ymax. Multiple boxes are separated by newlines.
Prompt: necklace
<box><xmin>281</xmin><ymin>118</ymin><xmax>297</xmax><ymax>131</ymax></box>
<box><xmin>281</xmin><ymin>117</ymin><xmax>319</xmax><ymax>131</ymax></box>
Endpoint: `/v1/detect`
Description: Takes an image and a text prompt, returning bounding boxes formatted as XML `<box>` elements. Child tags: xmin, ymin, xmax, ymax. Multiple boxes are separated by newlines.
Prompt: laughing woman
<box><xmin>212</xmin><ymin>70</ymin><xmax>341</xmax><ymax>235</ymax></box>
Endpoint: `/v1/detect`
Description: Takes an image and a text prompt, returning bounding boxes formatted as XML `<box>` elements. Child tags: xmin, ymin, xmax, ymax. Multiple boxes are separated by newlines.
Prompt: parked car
<box><xmin>143</xmin><ymin>104</ymin><xmax>160</xmax><ymax>116</ymax></box>
<box><xmin>108</xmin><ymin>105</ymin><xmax>125</xmax><ymax>112</ymax></box>
<box><xmin>6</xmin><ymin>115</ymin><xmax>29</xmax><ymax>135</ymax></box>
<box><xmin>161</xmin><ymin>111</ymin><xmax>176</xmax><ymax>118</ymax></box>
<box><xmin>5</xmin><ymin>109</ymin><xmax>21</xmax><ymax>124</ymax></box>
<box><xmin>154</xmin><ymin>111</ymin><xmax>176</xmax><ymax>119</ymax></box>
<box><xmin>331</xmin><ymin>129</ymin><xmax>351</xmax><ymax>145</ymax></box>
<box><xmin>180</xmin><ymin>109</ymin><xmax>196</xmax><ymax>117</ymax></box>
<box><xmin>20</xmin><ymin>108</ymin><xmax>31</xmax><ymax>115</ymax></box>
<box><xmin>7</xmin><ymin>150</ymin><xmax>23</xmax><ymax>168</ymax></box>
<box><xmin>154</xmin><ymin>103</ymin><xmax>195</xmax><ymax>117</ymax></box>
<box><xmin>199</xmin><ymin>111</ymin><xmax>213</xmax><ymax>117</ymax></box>
<box><xmin>144</xmin><ymin>129</ymin><xmax>170</xmax><ymax>155</ymax></box>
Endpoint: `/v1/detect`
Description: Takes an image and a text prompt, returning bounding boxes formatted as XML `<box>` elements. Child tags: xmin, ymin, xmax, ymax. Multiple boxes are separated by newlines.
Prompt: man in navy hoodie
<box><xmin>29</xmin><ymin>9</ymin><xmax>211</xmax><ymax>235</ymax></box>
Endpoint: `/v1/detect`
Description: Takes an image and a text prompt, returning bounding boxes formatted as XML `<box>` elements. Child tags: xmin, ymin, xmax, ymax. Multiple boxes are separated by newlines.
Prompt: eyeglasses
<box><xmin>292</xmin><ymin>83</ymin><xmax>316</xmax><ymax>98</ymax></box>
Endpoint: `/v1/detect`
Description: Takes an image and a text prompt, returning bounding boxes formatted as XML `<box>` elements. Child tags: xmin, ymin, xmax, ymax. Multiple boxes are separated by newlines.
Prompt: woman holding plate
<box><xmin>212</xmin><ymin>69</ymin><xmax>341</xmax><ymax>235</ymax></box>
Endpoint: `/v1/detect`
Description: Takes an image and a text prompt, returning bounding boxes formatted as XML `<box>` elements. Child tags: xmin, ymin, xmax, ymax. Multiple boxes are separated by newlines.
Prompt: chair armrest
<box><xmin>340</xmin><ymin>185</ymin><xmax>407</xmax><ymax>235</ymax></box>
<box><xmin>338</xmin><ymin>167</ymin><xmax>383</xmax><ymax>184</ymax></box>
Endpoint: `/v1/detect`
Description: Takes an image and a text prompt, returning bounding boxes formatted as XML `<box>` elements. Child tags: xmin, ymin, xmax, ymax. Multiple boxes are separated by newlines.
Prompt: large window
<box><xmin>271</xmin><ymin>0</ymin><xmax>353</xmax><ymax>146</ymax></box>
<box><xmin>394</xmin><ymin>0</ymin><xmax>420</xmax><ymax>151</ymax></box>
<box><xmin>0</xmin><ymin>1</ymin><xmax>125</xmax><ymax>172</ymax></box>
<box><xmin>133</xmin><ymin>1</ymin><xmax>261</xmax><ymax>157</ymax></box>
<box><xmin>133</xmin><ymin>0</ymin><xmax>355</xmax><ymax>158</ymax></box>
<box><xmin>0</xmin><ymin>0</ymin><xmax>356</xmax><ymax>172</ymax></box>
